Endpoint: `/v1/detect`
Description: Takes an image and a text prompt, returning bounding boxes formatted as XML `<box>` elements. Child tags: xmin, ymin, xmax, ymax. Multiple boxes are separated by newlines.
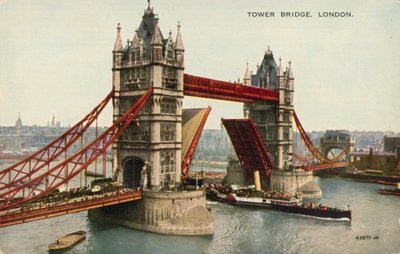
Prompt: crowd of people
<box><xmin>2</xmin><ymin>178</ymin><xmax>133</xmax><ymax>213</ymax></box>
<box><xmin>205</xmin><ymin>183</ymin><xmax>301</xmax><ymax>201</ymax></box>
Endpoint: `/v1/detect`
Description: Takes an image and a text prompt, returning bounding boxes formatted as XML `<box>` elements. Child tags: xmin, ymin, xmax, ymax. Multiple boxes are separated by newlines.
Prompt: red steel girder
<box><xmin>181</xmin><ymin>107</ymin><xmax>212</xmax><ymax>179</ymax></box>
<box><xmin>292</xmin><ymin>110</ymin><xmax>350</xmax><ymax>164</ymax></box>
<box><xmin>0</xmin><ymin>90</ymin><xmax>114</xmax><ymax>194</ymax></box>
<box><xmin>292</xmin><ymin>111</ymin><xmax>330</xmax><ymax>163</ymax></box>
<box><xmin>184</xmin><ymin>74</ymin><xmax>279</xmax><ymax>103</ymax></box>
<box><xmin>222</xmin><ymin>119</ymin><xmax>273</xmax><ymax>183</ymax></box>
<box><xmin>0</xmin><ymin>88</ymin><xmax>153</xmax><ymax>211</ymax></box>
<box><xmin>0</xmin><ymin>190</ymin><xmax>142</xmax><ymax>228</ymax></box>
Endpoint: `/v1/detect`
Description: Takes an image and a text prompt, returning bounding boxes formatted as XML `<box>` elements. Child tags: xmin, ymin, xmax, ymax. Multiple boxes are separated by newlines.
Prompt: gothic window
<box><xmin>122</xmin><ymin>99</ymin><xmax>132</xmax><ymax>114</ymax></box>
<box><xmin>141</xmin><ymin>101</ymin><xmax>151</xmax><ymax>114</ymax></box>
<box><xmin>162</xmin><ymin>67</ymin><xmax>177</xmax><ymax>89</ymax></box>
<box><xmin>132</xmin><ymin>52</ymin><xmax>136</xmax><ymax>62</ymax></box>
<box><xmin>267</xmin><ymin>128</ymin><xmax>275</xmax><ymax>140</ymax></box>
<box><xmin>154</xmin><ymin>49</ymin><xmax>161</xmax><ymax>61</ymax></box>
<box><xmin>283</xmin><ymin>145</ymin><xmax>289</xmax><ymax>161</ymax></box>
<box><xmin>121</xmin><ymin>71</ymin><xmax>127</xmax><ymax>84</ymax></box>
<box><xmin>284</xmin><ymin>91</ymin><xmax>291</xmax><ymax>105</ymax></box>
<box><xmin>167</xmin><ymin>47</ymin><xmax>174</xmax><ymax>59</ymax></box>
<box><xmin>283</xmin><ymin>112</ymin><xmax>290</xmax><ymax>122</ymax></box>
<box><xmin>267</xmin><ymin>112</ymin><xmax>276</xmax><ymax>122</ymax></box>
<box><xmin>123</xmin><ymin>123</ymin><xmax>136</xmax><ymax>141</ymax></box>
<box><xmin>136</xmin><ymin>50</ymin><xmax>140</xmax><ymax>61</ymax></box>
<box><xmin>250</xmin><ymin>111</ymin><xmax>258</xmax><ymax>122</ymax></box>
<box><xmin>160</xmin><ymin>151</ymin><xmax>175</xmax><ymax>174</ymax></box>
<box><xmin>283</xmin><ymin>127</ymin><xmax>290</xmax><ymax>140</ymax></box>
<box><xmin>131</xmin><ymin>122</ymin><xmax>150</xmax><ymax>142</ymax></box>
<box><xmin>259</xmin><ymin>112</ymin><xmax>266</xmax><ymax>122</ymax></box>
<box><xmin>258</xmin><ymin>126</ymin><xmax>267</xmax><ymax>139</ymax></box>
<box><xmin>160</xmin><ymin>97</ymin><xmax>177</xmax><ymax>114</ymax></box>
<box><xmin>160</xmin><ymin>122</ymin><xmax>176</xmax><ymax>142</ymax></box>
<box><xmin>139</xmin><ymin>122</ymin><xmax>150</xmax><ymax>142</ymax></box>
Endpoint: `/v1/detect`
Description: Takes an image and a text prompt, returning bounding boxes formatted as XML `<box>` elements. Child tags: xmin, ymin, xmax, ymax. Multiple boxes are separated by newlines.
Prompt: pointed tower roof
<box><xmin>144</xmin><ymin>0</ymin><xmax>153</xmax><ymax>15</ymax></box>
<box><xmin>151</xmin><ymin>21</ymin><xmax>163</xmax><ymax>45</ymax></box>
<box><xmin>175</xmin><ymin>22</ymin><xmax>184</xmax><ymax>51</ymax></box>
<box><xmin>277</xmin><ymin>57</ymin><xmax>284</xmax><ymax>76</ymax></box>
<box><xmin>244</xmin><ymin>61</ymin><xmax>251</xmax><ymax>80</ymax></box>
<box><xmin>265</xmin><ymin>45</ymin><xmax>272</xmax><ymax>56</ymax></box>
<box><xmin>113</xmin><ymin>23</ymin><xmax>123</xmax><ymax>52</ymax></box>
<box><xmin>288</xmin><ymin>61</ymin><xmax>294</xmax><ymax>79</ymax></box>
<box><xmin>132</xmin><ymin>29</ymin><xmax>142</xmax><ymax>47</ymax></box>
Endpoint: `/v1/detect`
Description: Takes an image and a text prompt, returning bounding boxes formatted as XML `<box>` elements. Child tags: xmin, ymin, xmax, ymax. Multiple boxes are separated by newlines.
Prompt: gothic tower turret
<box><xmin>243</xmin><ymin>47</ymin><xmax>294</xmax><ymax>171</ymax></box>
<box><xmin>112</xmin><ymin>2</ymin><xmax>184</xmax><ymax>190</ymax></box>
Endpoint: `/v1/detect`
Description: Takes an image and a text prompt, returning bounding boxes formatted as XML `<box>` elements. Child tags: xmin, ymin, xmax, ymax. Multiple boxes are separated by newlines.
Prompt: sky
<box><xmin>0</xmin><ymin>0</ymin><xmax>399</xmax><ymax>132</ymax></box>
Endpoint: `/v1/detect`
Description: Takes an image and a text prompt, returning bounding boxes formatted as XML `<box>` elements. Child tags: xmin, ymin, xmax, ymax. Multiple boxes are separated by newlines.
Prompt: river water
<box><xmin>1</xmin><ymin>174</ymin><xmax>399</xmax><ymax>254</ymax></box>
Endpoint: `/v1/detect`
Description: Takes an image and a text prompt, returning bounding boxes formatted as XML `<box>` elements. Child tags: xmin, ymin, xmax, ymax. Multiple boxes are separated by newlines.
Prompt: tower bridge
<box><xmin>320</xmin><ymin>130</ymin><xmax>355</xmax><ymax>160</ymax></box>
<box><xmin>0</xmin><ymin>2</ymin><xmax>350</xmax><ymax>233</ymax></box>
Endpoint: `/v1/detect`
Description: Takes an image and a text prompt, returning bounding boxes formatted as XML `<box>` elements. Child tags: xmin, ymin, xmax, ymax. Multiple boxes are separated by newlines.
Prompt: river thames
<box><xmin>0</xmin><ymin>176</ymin><xmax>399</xmax><ymax>254</ymax></box>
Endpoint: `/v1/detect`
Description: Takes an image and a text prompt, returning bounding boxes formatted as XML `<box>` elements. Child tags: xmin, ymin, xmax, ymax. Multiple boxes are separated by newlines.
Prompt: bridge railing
<box><xmin>0</xmin><ymin>190</ymin><xmax>142</xmax><ymax>228</ymax></box>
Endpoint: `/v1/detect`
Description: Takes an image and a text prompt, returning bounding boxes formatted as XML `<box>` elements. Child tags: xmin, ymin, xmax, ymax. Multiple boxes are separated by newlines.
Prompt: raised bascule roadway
<box><xmin>0</xmin><ymin>2</ymin><xmax>351</xmax><ymax>230</ymax></box>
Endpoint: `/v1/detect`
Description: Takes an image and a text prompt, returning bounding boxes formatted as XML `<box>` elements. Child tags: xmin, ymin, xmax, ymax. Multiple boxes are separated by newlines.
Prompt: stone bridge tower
<box><xmin>92</xmin><ymin>2</ymin><xmax>213</xmax><ymax>236</ymax></box>
<box><xmin>243</xmin><ymin>48</ymin><xmax>294</xmax><ymax>172</ymax></box>
<box><xmin>242</xmin><ymin>49</ymin><xmax>321</xmax><ymax>197</ymax></box>
<box><xmin>111</xmin><ymin>4</ymin><xmax>184</xmax><ymax>190</ymax></box>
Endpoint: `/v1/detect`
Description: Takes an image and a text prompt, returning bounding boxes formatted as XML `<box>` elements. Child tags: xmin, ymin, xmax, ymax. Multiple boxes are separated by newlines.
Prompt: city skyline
<box><xmin>0</xmin><ymin>0</ymin><xmax>399</xmax><ymax>132</ymax></box>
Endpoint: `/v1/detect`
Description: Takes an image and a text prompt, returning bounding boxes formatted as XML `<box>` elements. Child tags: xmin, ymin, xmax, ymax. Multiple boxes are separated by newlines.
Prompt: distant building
<box><xmin>15</xmin><ymin>113</ymin><xmax>22</xmax><ymax>134</ymax></box>
<box><xmin>350</xmin><ymin>148</ymin><xmax>398</xmax><ymax>175</ymax></box>
<box><xmin>384</xmin><ymin>136</ymin><xmax>400</xmax><ymax>154</ymax></box>
<box><xmin>0</xmin><ymin>113</ymin><xmax>101</xmax><ymax>155</ymax></box>
<box><xmin>194</xmin><ymin>124</ymin><xmax>232</xmax><ymax>162</ymax></box>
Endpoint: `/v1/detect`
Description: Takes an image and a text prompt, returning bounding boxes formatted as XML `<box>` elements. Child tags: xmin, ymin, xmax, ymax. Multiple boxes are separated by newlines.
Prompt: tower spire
<box><xmin>145</xmin><ymin>0</ymin><xmax>153</xmax><ymax>14</ymax></box>
<box><xmin>113</xmin><ymin>23</ymin><xmax>123</xmax><ymax>52</ymax></box>
<box><xmin>288</xmin><ymin>61</ymin><xmax>294</xmax><ymax>79</ymax></box>
<box><xmin>175</xmin><ymin>21</ymin><xmax>184</xmax><ymax>51</ymax></box>
<box><xmin>243</xmin><ymin>61</ymin><xmax>251</xmax><ymax>86</ymax></box>
<box><xmin>277</xmin><ymin>57</ymin><xmax>283</xmax><ymax>76</ymax></box>
<box><xmin>151</xmin><ymin>20</ymin><xmax>163</xmax><ymax>45</ymax></box>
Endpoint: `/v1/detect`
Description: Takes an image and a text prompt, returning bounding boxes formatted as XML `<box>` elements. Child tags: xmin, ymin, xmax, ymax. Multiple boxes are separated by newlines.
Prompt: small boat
<box><xmin>377</xmin><ymin>183</ymin><xmax>400</xmax><ymax>196</ymax></box>
<box><xmin>206</xmin><ymin>184</ymin><xmax>351</xmax><ymax>221</ymax></box>
<box><xmin>48</xmin><ymin>230</ymin><xmax>86</xmax><ymax>251</ymax></box>
<box><xmin>376</xmin><ymin>180</ymin><xmax>399</xmax><ymax>186</ymax></box>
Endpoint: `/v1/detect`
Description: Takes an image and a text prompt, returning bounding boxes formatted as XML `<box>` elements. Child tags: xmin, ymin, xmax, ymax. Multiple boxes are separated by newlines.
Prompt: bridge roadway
<box><xmin>0</xmin><ymin>189</ymin><xmax>142</xmax><ymax>228</ymax></box>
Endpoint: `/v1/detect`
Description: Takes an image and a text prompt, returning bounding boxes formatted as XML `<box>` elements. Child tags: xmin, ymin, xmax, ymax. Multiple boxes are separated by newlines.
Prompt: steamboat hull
<box><xmin>207</xmin><ymin>192</ymin><xmax>351</xmax><ymax>220</ymax></box>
